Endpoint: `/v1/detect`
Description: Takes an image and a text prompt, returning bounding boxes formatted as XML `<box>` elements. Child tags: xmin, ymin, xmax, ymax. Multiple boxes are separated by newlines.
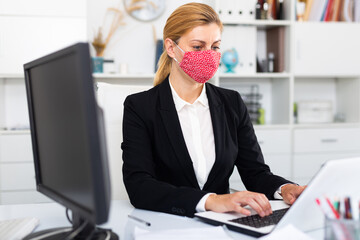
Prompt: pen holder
<box><xmin>325</xmin><ymin>217</ymin><xmax>360</xmax><ymax>240</ymax></box>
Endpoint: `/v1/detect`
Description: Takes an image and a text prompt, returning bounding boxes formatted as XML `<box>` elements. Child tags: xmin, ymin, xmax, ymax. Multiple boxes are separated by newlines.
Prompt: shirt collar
<box><xmin>169</xmin><ymin>79</ymin><xmax>209</xmax><ymax>112</ymax></box>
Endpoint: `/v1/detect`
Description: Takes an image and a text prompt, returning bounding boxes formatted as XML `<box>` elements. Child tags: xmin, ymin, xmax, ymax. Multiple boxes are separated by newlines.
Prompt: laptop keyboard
<box><xmin>228</xmin><ymin>208</ymin><xmax>289</xmax><ymax>228</ymax></box>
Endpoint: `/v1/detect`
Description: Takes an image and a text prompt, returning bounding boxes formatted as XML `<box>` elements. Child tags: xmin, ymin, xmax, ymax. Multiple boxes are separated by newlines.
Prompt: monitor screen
<box><xmin>24</xmin><ymin>43</ymin><xmax>115</xmax><ymax>239</ymax></box>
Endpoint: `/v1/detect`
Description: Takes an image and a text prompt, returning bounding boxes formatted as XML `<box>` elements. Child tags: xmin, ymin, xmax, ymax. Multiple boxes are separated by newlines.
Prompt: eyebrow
<box><xmin>190</xmin><ymin>39</ymin><xmax>221</xmax><ymax>44</ymax></box>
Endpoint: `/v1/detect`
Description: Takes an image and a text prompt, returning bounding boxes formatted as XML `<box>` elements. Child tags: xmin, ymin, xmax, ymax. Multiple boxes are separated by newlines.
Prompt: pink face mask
<box><xmin>173</xmin><ymin>42</ymin><xmax>221</xmax><ymax>84</ymax></box>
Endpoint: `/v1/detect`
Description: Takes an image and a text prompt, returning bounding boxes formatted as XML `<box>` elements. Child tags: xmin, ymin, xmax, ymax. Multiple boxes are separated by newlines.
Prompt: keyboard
<box><xmin>0</xmin><ymin>217</ymin><xmax>39</xmax><ymax>240</ymax></box>
<box><xmin>228</xmin><ymin>208</ymin><xmax>289</xmax><ymax>228</ymax></box>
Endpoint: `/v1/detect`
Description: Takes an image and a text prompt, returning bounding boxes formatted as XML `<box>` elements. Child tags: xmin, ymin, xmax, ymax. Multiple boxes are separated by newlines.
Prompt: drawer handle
<box><xmin>321</xmin><ymin>139</ymin><xmax>338</xmax><ymax>143</ymax></box>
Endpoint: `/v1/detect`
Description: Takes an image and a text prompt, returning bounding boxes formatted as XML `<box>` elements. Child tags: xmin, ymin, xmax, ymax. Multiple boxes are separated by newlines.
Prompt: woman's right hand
<box><xmin>204</xmin><ymin>191</ymin><xmax>272</xmax><ymax>217</ymax></box>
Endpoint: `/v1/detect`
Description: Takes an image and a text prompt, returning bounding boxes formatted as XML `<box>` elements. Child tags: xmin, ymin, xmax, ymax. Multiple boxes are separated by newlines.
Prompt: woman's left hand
<box><xmin>281</xmin><ymin>184</ymin><xmax>307</xmax><ymax>205</ymax></box>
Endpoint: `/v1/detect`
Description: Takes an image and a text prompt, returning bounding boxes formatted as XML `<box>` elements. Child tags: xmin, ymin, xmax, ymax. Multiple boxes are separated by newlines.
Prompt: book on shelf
<box><xmin>298</xmin><ymin>0</ymin><xmax>360</xmax><ymax>22</ymax></box>
<box><xmin>266</xmin><ymin>26</ymin><xmax>285</xmax><ymax>73</ymax></box>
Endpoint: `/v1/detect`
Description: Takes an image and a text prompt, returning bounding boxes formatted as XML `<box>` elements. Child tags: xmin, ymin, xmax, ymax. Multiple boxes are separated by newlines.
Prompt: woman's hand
<box><xmin>281</xmin><ymin>184</ymin><xmax>307</xmax><ymax>205</ymax></box>
<box><xmin>205</xmin><ymin>191</ymin><xmax>272</xmax><ymax>217</ymax></box>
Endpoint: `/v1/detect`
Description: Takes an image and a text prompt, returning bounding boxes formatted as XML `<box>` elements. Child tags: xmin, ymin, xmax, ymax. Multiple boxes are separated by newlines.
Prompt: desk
<box><xmin>0</xmin><ymin>200</ymin><xmax>324</xmax><ymax>239</ymax></box>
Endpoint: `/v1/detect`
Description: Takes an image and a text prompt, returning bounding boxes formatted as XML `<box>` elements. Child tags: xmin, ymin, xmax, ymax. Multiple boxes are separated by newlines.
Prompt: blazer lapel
<box><xmin>203</xmin><ymin>84</ymin><xmax>226</xmax><ymax>190</ymax></box>
<box><xmin>158</xmin><ymin>78</ymin><xmax>200</xmax><ymax>189</ymax></box>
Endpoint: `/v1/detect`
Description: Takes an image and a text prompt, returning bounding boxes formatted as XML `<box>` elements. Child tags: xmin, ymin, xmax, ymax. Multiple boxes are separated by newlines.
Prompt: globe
<box><xmin>221</xmin><ymin>48</ymin><xmax>239</xmax><ymax>73</ymax></box>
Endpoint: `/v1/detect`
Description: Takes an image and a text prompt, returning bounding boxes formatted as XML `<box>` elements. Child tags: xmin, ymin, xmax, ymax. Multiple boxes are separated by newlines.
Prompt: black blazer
<box><xmin>121</xmin><ymin>77</ymin><xmax>292</xmax><ymax>217</ymax></box>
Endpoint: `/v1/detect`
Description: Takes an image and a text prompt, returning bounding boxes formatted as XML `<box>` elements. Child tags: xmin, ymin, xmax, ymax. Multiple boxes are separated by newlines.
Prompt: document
<box><xmin>134</xmin><ymin>226</ymin><xmax>233</xmax><ymax>240</ymax></box>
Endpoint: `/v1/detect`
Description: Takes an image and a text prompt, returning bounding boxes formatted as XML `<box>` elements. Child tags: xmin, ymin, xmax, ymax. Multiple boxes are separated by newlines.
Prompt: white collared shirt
<box><xmin>169</xmin><ymin>80</ymin><xmax>216</xmax><ymax>191</ymax></box>
<box><xmin>169</xmin><ymin>80</ymin><xmax>284</xmax><ymax>212</ymax></box>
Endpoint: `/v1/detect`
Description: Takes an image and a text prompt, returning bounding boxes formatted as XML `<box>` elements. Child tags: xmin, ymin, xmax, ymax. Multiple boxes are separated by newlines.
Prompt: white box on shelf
<box><xmin>297</xmin><ymin>101</ymin><xmax>333</xmax><ymax>124</ymax></box>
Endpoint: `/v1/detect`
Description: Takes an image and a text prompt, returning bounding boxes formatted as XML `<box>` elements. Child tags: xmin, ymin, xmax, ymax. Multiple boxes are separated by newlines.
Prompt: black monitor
<box><xmin>23</xmin><ymin>42</ymin><xmax>118</xmax><ymax>240</ymax></box>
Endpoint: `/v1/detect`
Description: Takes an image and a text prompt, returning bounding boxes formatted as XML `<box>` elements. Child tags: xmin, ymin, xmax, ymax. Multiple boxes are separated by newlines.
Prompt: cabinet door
<box><xmin>293</xmin><ymin>152</ymin><xmax>360</xmax><ymax>185</ymax></box>
<box><xmin>0</xmin><ymin>163</ymin><xmax>36</xmax><ymax>190</ymax></box>
<box><xmin>0</xmin><ymin>16</ymin><xmax>86</xmax><ymax>74</ymax></box>
<box><xmin>255</xmin><ymin>129</ymin><xmax>291</xmax><ymax>154</ymax></box>
<box><xmin>294</xmin><ymin>128</ymin><xmax>360</xmax><ymax>153</ymax></box>
<box><xmin>294</xmin><ymin>23</ymin><xmax>360</xmax><ymax>76</ymax></box>
<box><xmin>0</xmin><ymin>134</ymin><xmax>33</xmax><ymax>163</ymax></box>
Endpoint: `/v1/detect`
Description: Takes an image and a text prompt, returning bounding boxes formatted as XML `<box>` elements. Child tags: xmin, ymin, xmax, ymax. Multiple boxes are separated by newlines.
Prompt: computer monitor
<box><xmin>23</xmin><ymin>42</ymin><xmax>118</xmax><ymax>240</ymax></box>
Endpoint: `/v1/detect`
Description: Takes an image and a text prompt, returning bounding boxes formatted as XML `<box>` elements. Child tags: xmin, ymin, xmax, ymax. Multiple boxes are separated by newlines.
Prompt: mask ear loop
<box><xmin>172</xmin><ymin>40</ymin><xmax>185</xmax><ymax>63</ymax></box>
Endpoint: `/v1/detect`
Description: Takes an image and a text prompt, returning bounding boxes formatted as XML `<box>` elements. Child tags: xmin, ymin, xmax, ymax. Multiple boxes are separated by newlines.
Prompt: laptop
<box><xmin>195</xmin><ymin>157</ymin><xmax>360</xmax><ymax>237</ymax></box>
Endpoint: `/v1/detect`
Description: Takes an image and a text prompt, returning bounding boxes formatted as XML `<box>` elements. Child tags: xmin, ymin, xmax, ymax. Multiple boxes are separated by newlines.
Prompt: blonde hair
<box><xmin>153</xmin><ymin>3</ymin><xmax>223</xmax><ymax>86</ymax></box>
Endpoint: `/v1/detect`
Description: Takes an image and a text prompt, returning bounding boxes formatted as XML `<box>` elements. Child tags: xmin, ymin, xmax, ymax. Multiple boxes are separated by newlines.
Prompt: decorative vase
<box><xmin>92</xmin><ymin>57</ymin><xmax>104</xmax><ymax>73</ymax></box>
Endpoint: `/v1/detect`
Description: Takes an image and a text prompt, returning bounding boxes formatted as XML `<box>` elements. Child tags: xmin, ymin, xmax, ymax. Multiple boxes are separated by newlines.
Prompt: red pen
<box><xmin>325</xmin><ymin>197</ymin><xmax>340</xmax><ymax>219</ymax></box>
<box><xmin>316</xmin><ymin>198</ymin><xmax>339</xmax><ymax>219</ymax></box>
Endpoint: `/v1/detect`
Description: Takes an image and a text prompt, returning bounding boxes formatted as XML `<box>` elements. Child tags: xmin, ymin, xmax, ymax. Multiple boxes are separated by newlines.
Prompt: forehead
<box><xmin>182</xmin><ymin>23</ymin><xmax>221</xmax><ymax>42</ymax></box>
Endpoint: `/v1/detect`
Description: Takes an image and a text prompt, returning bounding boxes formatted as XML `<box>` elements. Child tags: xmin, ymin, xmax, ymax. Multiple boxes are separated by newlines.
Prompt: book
<box><xmin>355</xmin><ymin>0</ymin><xmax>360</xmax><ymax>21</ymax></box>
<box><xmin>266</xmin><ymin>27</ymin><xmax>285</xmax><ymax>72</ymax></box>
<box><xmin>324</xmin><ymin>0</ymin><xmax>334</xmax><ymax>21</ymax></box>
<box><xmin>331</xmin><ymin>0</ymin><xmax>342</xmax><ymax>21</ymax></box>
<box><xmin>321</xmin><ymin>0</ymin><xmax>330</xmax><ymax>20</ymax></box>
<box><xmin>303</xmin><ymin>0</ymin><xmax>314</xmax><ymax>21</ymax></box>
<box><xmin>307</xmin><ymin>0</ymin><xmax>329</xmax><ymax>21</ymax></box>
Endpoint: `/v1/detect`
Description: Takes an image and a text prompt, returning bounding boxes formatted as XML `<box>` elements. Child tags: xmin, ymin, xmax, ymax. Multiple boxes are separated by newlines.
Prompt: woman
<box><xmin>121</xmin><ymin>2</ymin><xmax>305</xmax><ymax>218</ymax></box>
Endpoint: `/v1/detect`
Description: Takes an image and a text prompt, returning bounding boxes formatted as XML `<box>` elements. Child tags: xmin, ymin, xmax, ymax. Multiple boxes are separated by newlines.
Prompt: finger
<box><xmin>233</xmin><ymin>204</ymin><xmax>251</xmax><ymax>216</ymax></box>
<box><xmin>245</xmin><ymin>198</ymin><xmax>266</xmax><ymax>217</ymax></box>
<box><xmin>255</xmin><ymin>194</ymin><xmax>272</xmax><ymax>215</ymax></box>
<box><xmin>252</xmin><ymin>195</ymin><xmax>271</xmax><ymax>215</ymax></box>
<box><xmin>284</xmin><ymin>193</ymin><xmax>296</xmax><ymax>205</ymax></box>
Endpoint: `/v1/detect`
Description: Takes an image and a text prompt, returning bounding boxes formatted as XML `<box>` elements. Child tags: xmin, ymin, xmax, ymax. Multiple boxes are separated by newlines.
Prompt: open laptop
<box><xmin>195</xmin><ymin>157</ymin><xmax>360</xmax><ymax>237</ymax></box>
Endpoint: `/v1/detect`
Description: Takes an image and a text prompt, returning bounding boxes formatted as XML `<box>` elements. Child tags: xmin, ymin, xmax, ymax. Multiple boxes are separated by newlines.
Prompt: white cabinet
<box><xmin>0</xmin><ymin>133</ymin><xmax>51</xmax><ymax>204</ymax></box>
<box><xmin>293</xmin><ymin>128</ymin><xmax>360</xmax><ymax>185</ymax></box>
<box><xmin>294</xmin><ymin>128</ymin><xmax>360</xmax><ymax>153</ymax></box>
<box><xmin>293</xmin><ymin>152</ymin><xmax>360</xmax><ymax>186</ymax></box>
<box><xmin>0</xmin><ymin>133</ymin><xmax>33</xmax><ymax>162</ymax></box>
<box><xmin>294</xmin><ymin>23</ymin><xmax>360</xmax><ymax>76</ymax></box>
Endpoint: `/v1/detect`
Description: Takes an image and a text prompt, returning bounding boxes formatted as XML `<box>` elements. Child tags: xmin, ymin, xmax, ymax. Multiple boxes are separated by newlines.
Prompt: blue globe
<box><xmin>221</xmin><ymin>48</ymin><xmax>238</xmax><ymax>73</ymax></box>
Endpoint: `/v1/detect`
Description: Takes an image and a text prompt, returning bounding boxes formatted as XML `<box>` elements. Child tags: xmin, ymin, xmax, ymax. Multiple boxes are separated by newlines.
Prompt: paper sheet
<box><xmin>134</xmin><ymin>226</ymin><xmax>234</xmax><ymax>240</ymax></box>
<box><xmin>259</xmin><ymin>224</ymin><xmax>314</xmax><ymax>240</ymax></box>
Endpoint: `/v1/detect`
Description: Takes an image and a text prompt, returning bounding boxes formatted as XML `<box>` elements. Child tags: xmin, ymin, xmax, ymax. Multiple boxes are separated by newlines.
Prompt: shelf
<box><xmin>295</xmin><ymin>74</ymin><xmax>360</xmax><ymax>79</ymax></box>
<box><xmin>223</xmin><ymin>20</ymin><xmax>291</xmax><ymax>28</ymax></box>
<box><xmin>293</xmin><ymin>123</ymin><xmax>360</xmax><ymax>129</ymax></box>
<box><xmin>218</xmin><ymin>72</ymin><xmax>291</xmax><ymax>79</ymax></box>
<box><xmin>93</xmin><ymin>73</ymin><xmax>155</xmax><ymax>79</ymax></box>
<box><xmin>254</xmin><ymin>124</ymin><xmax>291</xmax><ymax>130</ymax></box>
<box><xmin>0</xmin><ymin>130</ymin><xmax>31</xmax><ymax>135</ymax></box>
<box><xmin>0</xmin><ymin>74</ymin><xmax>24</xmax><ymax>79</ymax></box>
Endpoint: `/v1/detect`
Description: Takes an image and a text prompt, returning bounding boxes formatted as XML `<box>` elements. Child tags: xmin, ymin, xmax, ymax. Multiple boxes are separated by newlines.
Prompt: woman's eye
<box><xmin>192</xmin><ymin>46</ymin><xmax>202</xmax><ymax>50</ymax></box>
<box><xmin>212</xmin><ymin>46</ymin><xmax>220</xmax><ymax>51</ymax></box>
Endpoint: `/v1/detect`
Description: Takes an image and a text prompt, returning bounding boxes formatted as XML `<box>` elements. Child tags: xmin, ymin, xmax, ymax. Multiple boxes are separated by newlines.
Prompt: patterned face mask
<box><xmin>173</xmin><ymin>42</ymin><xmax>221</xmax><ymax>84</ymax></box>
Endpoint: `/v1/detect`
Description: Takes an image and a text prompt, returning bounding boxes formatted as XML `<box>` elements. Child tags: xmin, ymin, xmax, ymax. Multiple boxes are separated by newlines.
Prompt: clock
<box><xmin>124</xmin><ymin>0</ymin><xmax>166</xmax><ymax>22</ymax></box>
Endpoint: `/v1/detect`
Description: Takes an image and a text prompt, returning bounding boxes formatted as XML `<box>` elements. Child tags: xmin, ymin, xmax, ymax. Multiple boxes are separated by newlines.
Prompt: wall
<box><xmin>86</xmin><ymin>0</ymin><xmax>208</xmax><ymax>75</ymax></box>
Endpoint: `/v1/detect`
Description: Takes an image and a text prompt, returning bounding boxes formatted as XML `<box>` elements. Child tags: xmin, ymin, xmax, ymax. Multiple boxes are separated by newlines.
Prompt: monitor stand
<box><xmin>24</xmin><ymin>213</ymin><xmax>119</xmax><ymax>240</ymax></box>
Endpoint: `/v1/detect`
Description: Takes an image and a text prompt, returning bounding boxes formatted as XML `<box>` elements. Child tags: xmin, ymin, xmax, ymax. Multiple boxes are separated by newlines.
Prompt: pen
<box><xmin>325</xmin><ymin>197</ymin><xmax>340</xmax><ymax>219</ymax></box>
<box><xmin>345</xmin><ymin>197</ymin><xmax>353</xmax><ymax>219</ymax></box>
<box><xmin>128</xmin><ymin>215</ymin><xmax>151</xmax><ymax>226</ymax></box>
<box><xmin>316</xmin><ymin>198</ymin><xmax>338</xmax><ymax>219</ymax></box>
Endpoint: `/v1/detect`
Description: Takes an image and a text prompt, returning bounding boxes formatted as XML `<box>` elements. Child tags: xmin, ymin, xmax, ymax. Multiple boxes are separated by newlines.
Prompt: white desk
<box><xmin>0</xmin><ymin>200</ymin><xmax>324</xmax><ymax>239</ymax></box>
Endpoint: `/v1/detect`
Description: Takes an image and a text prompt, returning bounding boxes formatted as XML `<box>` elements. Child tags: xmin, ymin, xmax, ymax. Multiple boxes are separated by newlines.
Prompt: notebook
<box><xmin>195</xmin><ymin>157</ymin><xmax>360</xmax><ymax>237</ymax></box>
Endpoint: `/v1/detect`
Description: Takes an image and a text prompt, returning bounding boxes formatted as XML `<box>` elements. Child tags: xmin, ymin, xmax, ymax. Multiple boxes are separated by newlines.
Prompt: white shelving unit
<box><xmin>213</xmin><ymin>0</ymin><xmax>360</xmax><ymax>190</ymax></box>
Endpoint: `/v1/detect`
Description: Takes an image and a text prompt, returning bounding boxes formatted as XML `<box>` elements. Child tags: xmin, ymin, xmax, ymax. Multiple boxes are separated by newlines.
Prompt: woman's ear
<box><xmin>164</xmin><ymin>38</ymin><xmax>176</xmax><ymax>59</ymax></box>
